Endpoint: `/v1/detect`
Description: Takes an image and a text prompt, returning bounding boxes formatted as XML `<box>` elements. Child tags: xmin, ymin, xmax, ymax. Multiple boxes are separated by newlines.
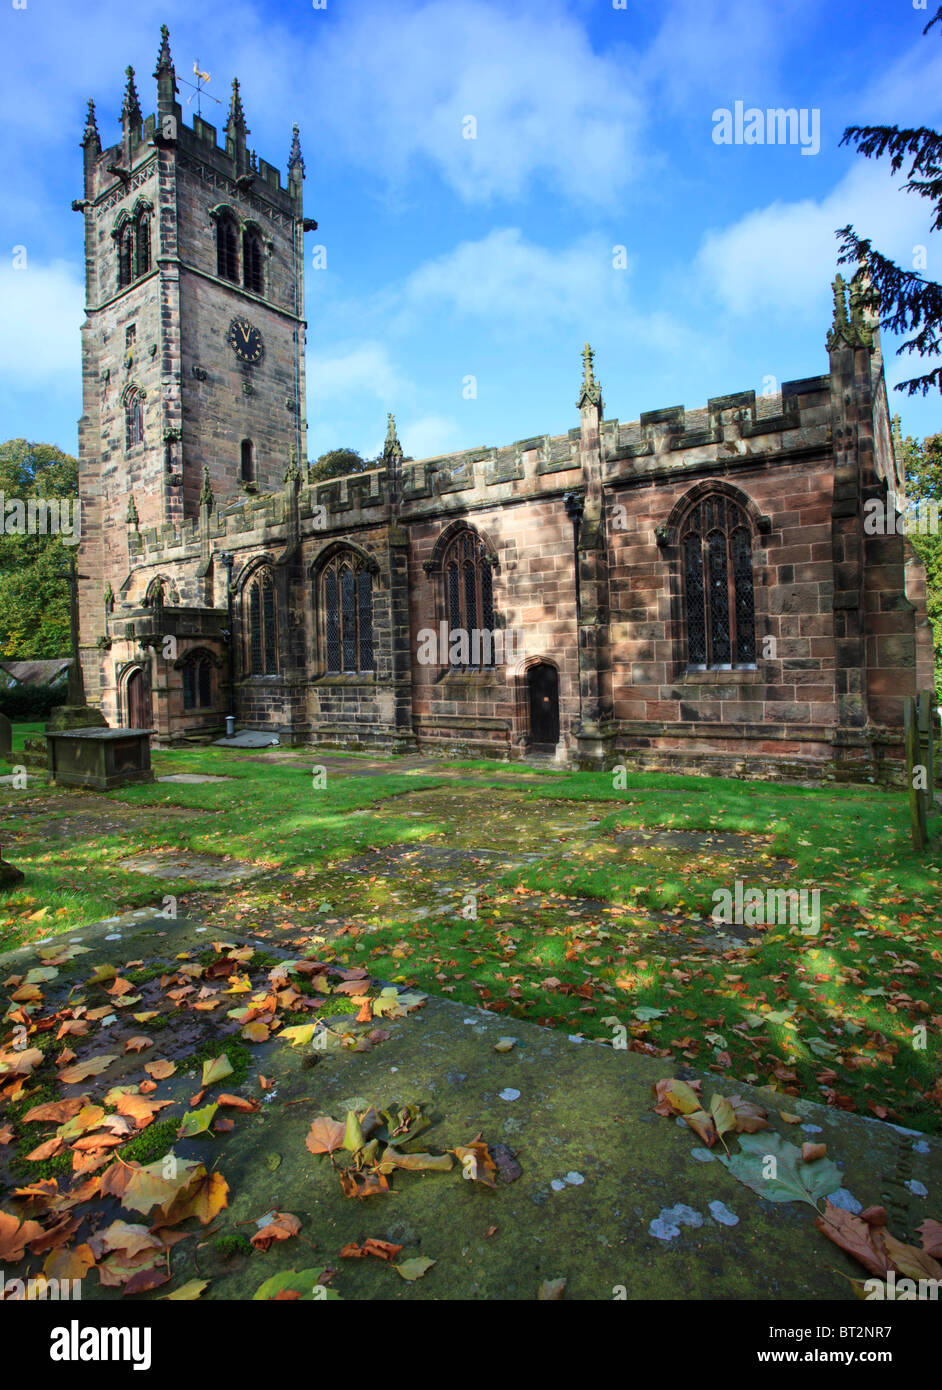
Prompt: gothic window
<box><xmin>243</xmin><ymin>230</ymin><xmax>264</xmax><ymax>295</ymax></box>
<box><xmin>240</xmin><ymin>439</ymin><xmax>255</xmax><ymax>485</ymax></box>
<box><xmin>245</xmin><ymin>567</ymin><xmax>278</xmax><ymax>676</ymax></box>
<box><xmin>135</xmin><ymin>210</ymin><xmax>151</xmax><ymax>277</ymax></box>
<box><xmin>182</xmin><ymin>652</ymin><xmax>214</xmax><ymax>710</ymax></box>
<box><xmin>118</xmin><ymin>224</ymin><xmax>134</xmax><ymax>289</ymax></box>
<box><xmin>217</xmin><ymin>214</ymin><xmax>239</xmax><ymax>283</ymax></box>
<box><xmin>124</xmin><ymin>388</ymin><xmax>144</xmax><ymax>450</ymax></box>
<box><xmin>320</xmin><ymin>553</ymin><xmax>374</xmax><ymax>674</ymax></box>
<box><xmin>680</xmin><ymin>494</ymin><xmax>756</xmax><ymax>669</ymax></box>
<box><xmin>441</xmin><ymin>529</ymin><xmax>495</xmax><ymax>668</ymax></box>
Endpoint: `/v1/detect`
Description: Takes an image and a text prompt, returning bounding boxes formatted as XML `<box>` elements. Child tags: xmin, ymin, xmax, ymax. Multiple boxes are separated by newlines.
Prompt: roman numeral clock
<box><xmin>227</xmin><ymin>316</ymin><xmax>264</xmax><ymax>364</ymax></box>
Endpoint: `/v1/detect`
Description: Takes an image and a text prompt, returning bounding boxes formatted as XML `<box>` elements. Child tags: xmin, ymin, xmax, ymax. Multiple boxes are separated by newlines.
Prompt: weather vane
<box><xmin>177</xmin><ymin>60</ymin><xmax>221</xmax><ymax>120</ymax></box>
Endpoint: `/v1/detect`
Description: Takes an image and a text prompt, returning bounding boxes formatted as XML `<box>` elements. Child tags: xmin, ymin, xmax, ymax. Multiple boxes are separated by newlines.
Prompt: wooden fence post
<box><xmin>905</xmin><ymin>696</ymin><xmax>929</xmax><ymax>852</ymax></box>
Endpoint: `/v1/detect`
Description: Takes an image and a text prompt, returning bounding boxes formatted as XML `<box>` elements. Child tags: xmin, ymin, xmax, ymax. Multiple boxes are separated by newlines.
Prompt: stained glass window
<box><xmin>246</xmin><ymin>568</ymin><xmax>278</xmax><ymax>676</ymax></box>
<box><xmin>680</xmin><ymin>497</ymin><xmax>756</xmax><ymax>669</ymax></box>
<box><xmin>440</xmin><ymin>530</ymin><xmax>497</xmax><ymax>669</ymax></box>
<box><xmin>320</xmin><ymin>554</ymin><xmax>375</xmax><ymax>674</ymax></box>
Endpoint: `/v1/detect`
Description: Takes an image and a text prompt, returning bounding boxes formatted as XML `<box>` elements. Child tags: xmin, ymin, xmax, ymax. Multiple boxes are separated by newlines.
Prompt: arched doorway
<box><xmin>126</xmin><ymin>667</ymin><xmax>152</xmax><ymax>729</ymax></box>
<box><xmin>527</xmin><ymin>662</ymin><xmax>559</xmax><ymax>749</ymax></box>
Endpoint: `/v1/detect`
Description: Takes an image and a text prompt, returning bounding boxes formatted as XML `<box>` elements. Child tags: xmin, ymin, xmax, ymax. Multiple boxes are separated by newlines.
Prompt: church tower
<box><xmin>75</xmin><ymin>27</ymin><xmax>310</xmax><ymax>697</ymax></box>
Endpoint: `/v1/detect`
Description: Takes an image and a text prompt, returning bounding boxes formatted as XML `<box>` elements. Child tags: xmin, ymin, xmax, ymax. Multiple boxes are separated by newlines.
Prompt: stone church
<box><xmin>75</xmin><ymin>28</ymin><xmax>933</xmax><ymax>780</ymax></box>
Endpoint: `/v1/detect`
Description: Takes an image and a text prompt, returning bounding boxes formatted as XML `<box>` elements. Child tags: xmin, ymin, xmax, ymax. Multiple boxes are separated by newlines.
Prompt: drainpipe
<box><xmin>219</xmin><ymin>551</ymin><xmax>235</xmax><ymax>736</ymax></box>
<box><xmin>563</xmin><ymin>489</ymin><xmax>584</xmax><ymax>732</ymax></box>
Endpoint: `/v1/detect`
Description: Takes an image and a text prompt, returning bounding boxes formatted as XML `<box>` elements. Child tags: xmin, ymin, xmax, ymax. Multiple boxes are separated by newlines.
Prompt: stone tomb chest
<box><xmin>45</xmin><ymin>727</ymin><xmax>155</xmax><ymax>791</ymax></box>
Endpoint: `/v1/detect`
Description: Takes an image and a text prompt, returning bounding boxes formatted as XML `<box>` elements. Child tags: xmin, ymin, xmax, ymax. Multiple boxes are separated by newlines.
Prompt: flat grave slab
<box><xmin>0</xmin><ymin>912</ymin><xmax>938</xmax><ymax>1301</ymax></box>
<box><xmin>157</xmin><ymin>774</ymin><xmax>234</xmax><ymax>784</ymax></box>
<box><xmin>118</xmin><ymin>851</ymin><xmax>264</xmax><ymax>885</ymax></box>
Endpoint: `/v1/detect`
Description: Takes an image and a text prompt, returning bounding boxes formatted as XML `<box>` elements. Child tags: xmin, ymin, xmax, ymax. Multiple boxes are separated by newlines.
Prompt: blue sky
<box><xmin>1</xmin><ymin>0</ymin><xmax>941</xmax><ymax>465</ymax></box>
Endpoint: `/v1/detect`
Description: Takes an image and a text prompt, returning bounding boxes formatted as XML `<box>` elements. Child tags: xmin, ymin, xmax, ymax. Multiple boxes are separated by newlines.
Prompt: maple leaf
<box><xmin>306</xmin><ymin>1116</ymin><xmax>345</xmax><ymax>1154</ymax></box>
<box><xmin>815</xmin><ymin>1200</ymin><xmax>892</xmax><ymax>1278</ymax></box>
<box><xmin>250</xmin><ymin>1211</ymin><xmax>301</xmax><ymax>1251</ymax></box>
<box><xmin>0</xmin><ymin>1210</ymin><xmax>45</xmax><ymax>1262</ymax></box>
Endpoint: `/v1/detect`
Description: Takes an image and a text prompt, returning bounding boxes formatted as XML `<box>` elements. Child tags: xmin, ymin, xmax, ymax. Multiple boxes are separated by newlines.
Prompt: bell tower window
<box><xmin>243</xmin><ymin>230</ymin><xmax>263</xmax><ymax>295</ymax></box>
<box><xmin>217</xmin><ymin>214</ymin><xmax>239</xmax><ymax>283</ymax></box>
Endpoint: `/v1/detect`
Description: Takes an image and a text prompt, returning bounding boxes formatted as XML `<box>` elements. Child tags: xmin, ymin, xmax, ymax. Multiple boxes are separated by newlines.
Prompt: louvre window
<box><xmin>243</xmin><ymin>231</ymin><xmax>263</xmax><ymax>294</ymax></box>
<box><xmin>217</xmin><ymin>215</ymin><xmax>239</xmax><ymax>283</ymax></box>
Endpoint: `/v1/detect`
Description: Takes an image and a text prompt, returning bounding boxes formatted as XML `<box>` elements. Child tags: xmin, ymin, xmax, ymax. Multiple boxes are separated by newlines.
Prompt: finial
<box><xmin>126</xmin><ymin>493</ymin><xmax>139</xmax><ymax>529</ymax></box>
<box><xmin>122</xmin><ymin>66</ymin><xmax>142</xmax><ymax>129</ymax></box>
<box><xmin>827</xmin><ymin>270</ymin><xmax>873</xmax><ymax>352</ymax></box>
<box><xmin>199</xmin><ymin>466</ymin><xmax>214</xmax><ymax>512</ymax></box>
<box><xmin>288</xmin><ymin>123</ymin><xmax>305</xmax><ymax>176</ymax></box>
<box><xmin>154</xmin><ymin>24</ymin><xmax>173</xmax><ymax>76</ymax></box>
<box><xmin>577</xmin><ymin>342</ymin><xmax>602</xmax><ymax>409</ymax></box>
<box><xmin>226</xmin><ymin>77</ymin><xmax>248</xmax><ymax>135</ymax></box>
<box><xmin>284</xmin><ymin>445</ymin><xmax>301</xmax><ymax>485</ymax></box>
<box><xmin>383</xmin><ymin>412</ymin><xmax>403</xmax><ymax>462</ymax></box>
<box><xmin>82</xmin><ymin>97</ymin><xmax>100</xmax><ymax>150</ymax></box>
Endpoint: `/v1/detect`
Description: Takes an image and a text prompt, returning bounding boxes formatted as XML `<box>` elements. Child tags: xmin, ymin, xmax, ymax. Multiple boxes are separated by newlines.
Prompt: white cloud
<box><xmin>304</xmin><ymin>342</ymin><xmax>412</xmax><ymax>403</ymax></box>
<box><xmin>309</xmin><ymin>0</ymin><xmax>647</xmax><ymax>204</ymax></box>
<box><xmin>400</xmin><ymin>227</ymin><xmax>632</xmax><ymax>325</ymax></box>
<box><xmin>398</xmin><ymin>414</ymin><xmax>463</xmax><ymax>461</ymax></box>
<box><xmin>0</xmin><ymin>260</ymin><xmax>84</xmax><ymax>385</ymax></box>
<box><xmin>696</xmin><ymin>161</ymin><xmax>938</xmax><ymax>318</ymax></box>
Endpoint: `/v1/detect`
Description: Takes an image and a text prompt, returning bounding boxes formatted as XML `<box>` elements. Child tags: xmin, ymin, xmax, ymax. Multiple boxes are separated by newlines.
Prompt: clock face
<box><xmin>227</xmin><ymin>317</ymin><xmax>264</xmax><ymax>364</ymax></box>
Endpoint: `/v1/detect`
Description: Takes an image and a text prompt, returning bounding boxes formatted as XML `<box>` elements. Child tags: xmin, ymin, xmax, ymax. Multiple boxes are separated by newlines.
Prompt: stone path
<box><xmin>1</xmin><ymin>910</ymin><xmax>937</xmax><ymax>1300</ymax></box>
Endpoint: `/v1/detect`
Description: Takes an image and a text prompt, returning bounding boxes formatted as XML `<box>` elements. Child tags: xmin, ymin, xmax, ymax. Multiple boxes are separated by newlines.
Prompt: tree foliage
<box><xmin>836</xmin><ymin>7</ymin><xmax>942</xmax><ymax>396</ymax></box>
<box><xmin>0</xmin><ymin>439</ymin><xmax>78</xmax><ymax>659</ymax></box>
<box><xmin>900</xmin><ymin>430</ymin><xmax>942</xmax><ymax>700</ymax></box>
<box><xmin>307</xmin><ymin>448</ymin><xmax>371</xmax><ymax>484</ymax></box>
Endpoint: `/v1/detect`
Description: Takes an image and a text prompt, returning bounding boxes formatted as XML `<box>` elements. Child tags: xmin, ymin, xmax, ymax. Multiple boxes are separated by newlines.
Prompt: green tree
<box><xmin>307</xmin><ymin>447</ymin><xmax>371</xmax><ymax>483</ymax></box>
<box><xmin>836</xmin><ymin>7</ymin><xmax>942</xmax><ymax>398</ymax></box>
<box><xmin>0</xmin><ymin>439</ymin><xmax>78</xmax><ymax>658</ymax></box>
<box><xmin>899</xmin><ymin>430</ymin><xmax>942</xmax><ymax>700</ymax></box>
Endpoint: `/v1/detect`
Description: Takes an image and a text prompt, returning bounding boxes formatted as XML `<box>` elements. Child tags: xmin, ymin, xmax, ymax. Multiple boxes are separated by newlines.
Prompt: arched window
<box><xmin>118</xmin><ymin>224</ymin><xmax>134</xmax><ymax>289</ymax></box>
<box><xmin>680</xmin><ymin>494</ymin><xmax>756</xmax><ymax>669</ymax></box>
<box><xmin>182</xmin><ymin>652</ymin><xmax>214</xmax><ymax>709</ymax></box>
<box><xmin>124</xmin><ymin>388</ymin><xmax>144</xmax><ymax>450</ymax></box>
<box><xmin>320</xmin><ymin>553</ymin><xmax>374</xmax><ymax>674</ymax></box>
<box><xmin>245</xmin><ymin>567</ymin><xmax>278</xmax><ymax>676</ymax></box>
<box><xmin>441</xmin><ymin>529</ymin><xmax>495</xmax><ymax>668</ymax></box>
<box><xmin>243</xmin><ymin>230</ymin><xmax>263</xmax><ymax>295</ymax></box>
<box><xmin>135</xmin><ymin>210</ymin><xmax>151</xmax><ymax>277</ymax></box>
<box><xmin>217</xmin><ymin>215</ymin><xmax>239</xmax><ymax>283</ymax></box>
<box><xmin>240</xmin><ymin>439</ymin><xmax>256</xmax><ymax>485</ymax></box>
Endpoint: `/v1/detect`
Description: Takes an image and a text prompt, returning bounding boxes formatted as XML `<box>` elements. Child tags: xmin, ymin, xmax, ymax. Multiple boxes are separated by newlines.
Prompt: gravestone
<box><xmin>0</xmin><ymin>711</ymin><xmax>11</xmax><ymax>758</ymax></box>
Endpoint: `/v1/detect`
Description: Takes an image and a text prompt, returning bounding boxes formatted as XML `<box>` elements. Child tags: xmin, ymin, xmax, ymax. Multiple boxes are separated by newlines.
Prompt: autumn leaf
<box><xmin>57</xmin><ymin>1054</ymin><xmax>118</xmax><ymax>1085</ymax></box>
<box><xmin>250</xmin><ymin>1211</ymin><xmax>301</xmax><ymax>1251</ymax></box>
<box><xmin>144</xmin><ymin>1059</ymin><xmax>176</xmax><ymax>1080</ymax></box>
<box><xmin>253</xmin><ymin>1269</ymin><xmax>340</xmax><ymax>1300</ymax></box>
<box><xmin>0</xmin><ymin>1210</ymin><xmax>45</xmax><ymax>1262</ymax></box>
<box><xmin>393</xmin><ymin>1256</ymin><xmax>435</xmax><ymax>1281</ymax></box>
<box><xmin>178</xmin><ymin>1103</ymin><xmax>218</xmax><ymax>1138</ymax></box>
<box><xmin>306</xmin><ymin>1116</ymin><xmax>345</xmax><ymax>1155</ymax></box>
<box><xmin>338</xmin><ymin>1169</ymin><xmax>390</xmax><ymax>1199</ymax></box>
<box><xmin>538</xmin><ymin>1278</ymin><xmax>567</xmax><ymax>1300</ymax></box>
<box><xmin>340</xmin><ymin>1239</ymin><xmax>402</xmax><ymax>1261</ymax></box>
<box><xmin>162</xmin><ymin>1279</ymin><xmax>209</xmax><ymax>1300</ymax></box>
<box><xmin>124</xmin><ymin>1036</ymin><xmax>153</xmax><ymax>1054</ymax></box>
<box><xmin>815</xmin><ymin>1200</ymin><xmax>892</xmax><ymax>1277</ymax></box>
<box><xmin>200</xmin><ymin>1054</ymin><xmax>234</xmax><ymax>1089</ymax></box>
<box><xmin>918</xmin><ymin>1219</ymin><xmax>942</xmax><ymax>1258</ymax></box>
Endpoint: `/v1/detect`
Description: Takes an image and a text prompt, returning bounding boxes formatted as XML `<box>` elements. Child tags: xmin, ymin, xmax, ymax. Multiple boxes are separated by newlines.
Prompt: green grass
<box><xmin>2</xmin><ymin>746</ymin><xmax>940</xmax><ymax>1133</ymax></box>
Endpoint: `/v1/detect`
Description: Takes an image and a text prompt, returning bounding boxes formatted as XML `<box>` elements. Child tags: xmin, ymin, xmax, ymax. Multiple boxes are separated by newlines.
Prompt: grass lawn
<box><xmin>1</xmin><ymin>739</ymin><xmax>940</xmax><ymax>1133</ymax></box>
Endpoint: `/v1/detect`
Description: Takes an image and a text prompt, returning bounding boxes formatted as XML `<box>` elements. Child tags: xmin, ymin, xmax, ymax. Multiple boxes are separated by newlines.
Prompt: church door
<box><xmin>126</xmin><ymin>668</ymin><xmax>151</xmax><ymax>729</ymax></box>
<box><xmin>528</xmin><ymin>663</ymin><xmax>559</xmax><ymax>747</ymax></box>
